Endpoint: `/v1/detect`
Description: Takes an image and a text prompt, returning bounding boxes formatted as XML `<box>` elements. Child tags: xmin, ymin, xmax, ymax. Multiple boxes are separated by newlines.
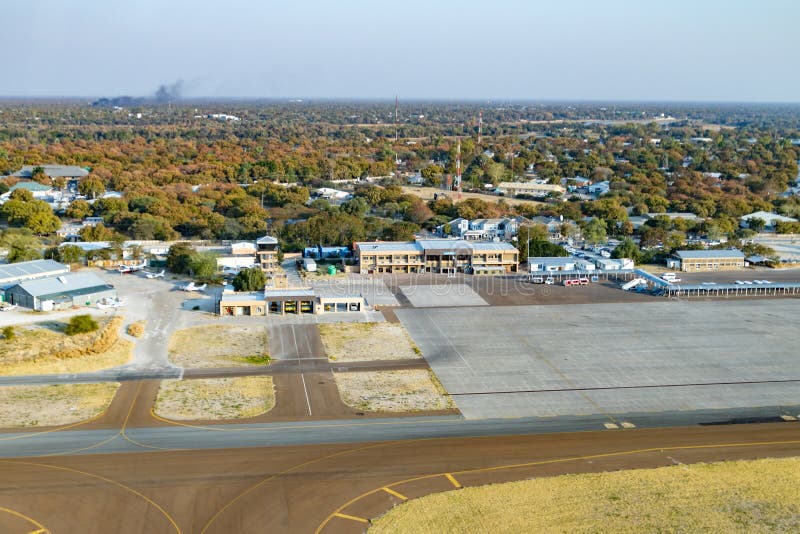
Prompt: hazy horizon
<box><xmin>4</xmin><ymin>0</ymin><xmax>799</xmax><ymax>102</ymax></box>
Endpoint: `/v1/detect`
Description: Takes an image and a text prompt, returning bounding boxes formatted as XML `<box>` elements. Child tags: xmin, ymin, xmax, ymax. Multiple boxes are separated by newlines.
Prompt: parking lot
<box><xmin>399</xmin><ymin>284</ymin><xmax>488</xmax><ymax>307</ymax></box>
<box><xmin>396</xmin><ymin>299</ymin><xmax>800</xmax><ymax>419</ymax></box>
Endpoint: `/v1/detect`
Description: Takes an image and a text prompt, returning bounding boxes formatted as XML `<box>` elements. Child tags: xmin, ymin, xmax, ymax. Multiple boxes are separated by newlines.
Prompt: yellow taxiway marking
<box><xmin>333</xmin><ymin>512</ymin><xmax>369</xmax><ymax>524</ymax></box>
<box><xmin>445</xmin><ymin>473</ymin><xmax>462</xmax><ymax>488</ymax></box>
<box><xmin>0</xmin><ymin>405</ymin><xmax>109</xmax><ymax>442</ymax></box>
<box><xmin>381</xmin><ymin>487</ymin><xmax>408</xmax><ymax>500</ymax></box>
<box><xmin>0</xmin><ymin>506</ymin><xmax>49</xmax><ymax>532</ymax></box>
<box><xmin>0</xmin><ymin>460</ymin><xmax>181</xmax><ymax>533</ymax></box>
<box><xmin>315</xmin><ymin>437</ymin><xmax>800</xmax><ymax>533</ymax></box>
<box><xmin>29</xmin><ymin>529</ymin><xmax>50</xmax><ymax>534</ymax></box>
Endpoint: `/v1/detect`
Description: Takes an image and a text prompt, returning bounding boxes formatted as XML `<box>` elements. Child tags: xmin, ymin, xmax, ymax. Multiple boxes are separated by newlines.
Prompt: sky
<box><xmin>4</xmin><ymin>0</ymin><xmax>800</xmax><ymax>102</ymax></box>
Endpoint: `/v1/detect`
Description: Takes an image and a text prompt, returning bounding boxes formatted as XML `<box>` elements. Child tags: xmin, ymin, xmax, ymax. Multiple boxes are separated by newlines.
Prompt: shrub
<box><xmin>127</xmin><ymin>321</ymin><xmax>145</xmax><ymax>338</ymax></box>
<box><xmin>232</xmin><ymin>267</ymin><xmax>266</xmax><ymax>292</ymax></box>
<box><xmin>65</xmin><ymin>314</ymin><xmax>99</xmax><ymax>336</ymax></box>
<box><xmin>2</xmin><ymin>326</ymin><xmax>14</xmax><ymax>341</ymax></box>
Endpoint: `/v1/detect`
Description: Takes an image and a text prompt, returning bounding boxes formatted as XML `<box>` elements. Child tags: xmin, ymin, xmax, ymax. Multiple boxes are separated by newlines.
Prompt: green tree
<box><xmin>232</xmin><ymin>267</ymin><xmax>267</xmax><ymax>291</ymax></box>
<box><xmin>30</xmin><ymin>166</ymin><xmax>47</xmax><ymax>183</ymax></box>
<box><xmin>516</xmin><ymin>224</ymin><xmax>549</xmax><ymax>259</ymax></box>
<box><xmin>746</xmin><ymin>217</ymin><xmax>766</xmax><ymax>233</ymax></box>
<box><xmin>166</xmin><ymin>243</ymin><xmax>195</xmax><ymax>274</ymax></box>
<box><xmin>1</xmin><ymin>229</ymin><xmax>43</xmax><ymax>263</ymax></box>
<box><xmin>79</xmin><ymin>223</ymin><xmax>117</xmax><ymax>242</ymax></box>
<box><xmin>66</xmin><ymin>200</ymin><xmax>92</xmax><ymax>219</ymax></box>
<box><xmin>527</xmin><ymin>240</ymin><xmax>568</xmax><ymax>257</ymax></box>
<box><xmin>188</xmin><ymin>251</ymin><xmax>218</xmax><ymax>280</ymax></box>
<box><xmin>612</xmin><ymin>238</ymin><xmax>641</xmax><ymax>262</ymax></box>
<box><xmin>486</xmin><ymin>162</ymin><xmax>507</xmax><ymax>185</ymax></box>
<box><xmin>56</xmin><ymin>244</ymin><xmax>84</xmax><ymax>264</ymax></box>
<box><xmin>78</xmin><ymin>175</ymin><xmax>105</xmax><ymax>199</ymax></box>
<box><xmin>383</xmin><ymin>221</ymin><xmax>420</xmax><ymax>241</ymax></box>
<box><xmin>9</xmin><ymin>188</ymin><xmax>34</xmax><ymax>202</ymax></box>
<box><xmin>582</xmin><ymin>217</ymin><xmax>608</xmax><ymax>244</ymax></box>
<box><xmin>25</xmin><ymin>210</ymin><xmax>61</xmax><ymax>234</ymax></box>
<box><xmin>65</xmin><ymin>315</ymin><xmax>99</xmax><ymax>336</ymax></box>
<box><xmin>341</xmin><ymin>197</ymin><xmax>369</xmax><ymax>218</ymax></box>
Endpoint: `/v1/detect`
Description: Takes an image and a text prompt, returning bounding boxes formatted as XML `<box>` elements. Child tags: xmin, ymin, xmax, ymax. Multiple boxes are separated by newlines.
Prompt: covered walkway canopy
<box><xmin>664</xmin><ymin>281</ymin><xmax>800</xmax><ymax>298</ymax></box>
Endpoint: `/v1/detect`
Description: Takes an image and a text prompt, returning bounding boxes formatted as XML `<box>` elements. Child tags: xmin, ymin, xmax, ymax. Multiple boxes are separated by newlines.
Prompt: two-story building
<box><xmin>354</xmin><ymin>239</ymin><xmax>519</xmax><ymax>275</ymax></box>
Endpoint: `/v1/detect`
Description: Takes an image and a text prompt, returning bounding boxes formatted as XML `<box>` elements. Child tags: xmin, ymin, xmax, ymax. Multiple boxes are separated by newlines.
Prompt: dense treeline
<box><xmin>0</xmin><ymin>101</ymin><xmax>798</xmax><ymax>256</ymax></box>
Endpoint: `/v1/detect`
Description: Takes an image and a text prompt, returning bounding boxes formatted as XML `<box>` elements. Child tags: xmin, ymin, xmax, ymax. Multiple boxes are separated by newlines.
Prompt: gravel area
<box><xmin>334</xmin><ymin>370</ymin><xmax>454</xmax><ymax>412</ymax></box>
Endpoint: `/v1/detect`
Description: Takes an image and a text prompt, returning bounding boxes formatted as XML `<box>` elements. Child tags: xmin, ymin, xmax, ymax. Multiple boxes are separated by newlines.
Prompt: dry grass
<box><xmin>400</xmin><ymin>186</ymin><xmax>544</xmax><ymax>207</ymax></box>
<box><xmin>154</xmin><ymin>376</ymin><xmax>275</xmax><ymax>420</ymax></box>
<box><xmin>0</xmin><ymin>382</ymin><xmax>119</xmax><ymax>428</ymax></box>
<box><xmin>167</xmin><ymin>324</ymin><xmax>270</xmax><ymax>368</ymax></box>
<box><xmin>319</xmin><ymin>322</ymin><xmax>421</xmax><ymax>362</ymax></box>
<box><xmin>370</xmin><ymin>457</ymin><xmax>800</xmax><ymax>534</ymax></box>
<box><xmin>334</xmin><ymin>369</ymin><xmax>454</xmax><ymax>412</ymax></box>
<box><xmin>0</xmin><ymin>316</ymin><xmax>133</xmax><ymax>375</ymax></box>
<box><xmin>126</xmin><ymin>321</ymin><xmax>145</xmax><ymax>338</ymax></box>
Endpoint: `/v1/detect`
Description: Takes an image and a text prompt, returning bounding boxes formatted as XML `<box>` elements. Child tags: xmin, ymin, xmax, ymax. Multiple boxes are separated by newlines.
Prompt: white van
<box><xmin>661</xmin><ymin>272</ymin><xmax>681</xmax><ymax>283</ymax></box>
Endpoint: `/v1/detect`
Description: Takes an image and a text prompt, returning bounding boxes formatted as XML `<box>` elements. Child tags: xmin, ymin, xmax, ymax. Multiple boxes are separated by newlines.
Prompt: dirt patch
<box><xmin>400</xmin><ymin>186</ymin><xmax>543</xmax><ymax>208</ymax></box>
<box><xmin>319</xmin><ymin>322</ymin><xmax>421</xmax><ymax>362</ymax></box>
<box><xmin>334</xmin><ymin>370</ymin><xmax>453</xmax><ymax>412</ymax></box>
<box><xmin>370</xmin><ymin>457</ymin><xmax>800</xmax><ymax>534</ymax></box>
<box><xmin>167</xmin><ymin>324</ymin><xmax>270</xmax><ymax>368</ymax></box>
<box><xmin>0</xmin><ymin>316</ymin><xmax>133</xmax><ymax>375</ymax></box>
<box><xmin>0</xmin><ymin>382</ymin><xmax>120</xmax><ymax>428</ymax></box>
<box><xmin>154</xmin><ymin>376</ymin><xmax>275</xmax><ymax>420</ymax></box>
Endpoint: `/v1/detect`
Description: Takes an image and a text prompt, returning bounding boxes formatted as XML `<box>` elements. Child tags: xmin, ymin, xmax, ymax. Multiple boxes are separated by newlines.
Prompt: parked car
<box><xmin>544</xmin><ymin>277</ymin><xmax>555</xmax><ymax>285</ymax></box>
<box><xmin>531</xmin><ymin>276</ymin><xmax>544</xmax><ymax>284</ymax></box>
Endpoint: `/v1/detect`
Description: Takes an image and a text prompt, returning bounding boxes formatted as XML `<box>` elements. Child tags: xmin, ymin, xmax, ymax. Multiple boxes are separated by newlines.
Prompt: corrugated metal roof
<box><xmin>669</xmin><ymin>282</ymin><xmax>800</xmax><ymax>291</ymax></box>
<box><xmin>528</xmin><ymin>256</ymin><xmax>574</xmax><ymax>267</ymax></box>
<box><xmin>675</xmin><ymin>249</ymin><xmax>744</xmax><ymax>259</ymax></box>
<box><xmin>263</xmin><ymin>288</ymin><xmax>315</xmax><ymax>298</ymax></box>
<box><xmin>416</xmin><ymin>239</ymin><xmax>518</xmax><ymax>252</ymax></box>
<box><xmin>9</xmin><ymin>181</ymin><xmax>54</xmax><ymax>192</ymax></box>
<box><xmin>0</xmin><ymin>260</ymin><xmax>68</xmax><ymax>281</ymax></box>
<box><xmin>13</xmin><ymin>272</ymin><xmax>112</xmax><ymax>298</ymax></box>
<box><xmin>219</xmin><ymin>292</ymin><xmax>265</xmax><ymax>302</ymax></box>
<box><xmin>355</xmin><ymin>241</ymin><xmax>422</xmax><ymax>253</ymax></box>
<box><xmin>11</xmin><ymin>165</ymin><xmax>89</xmax><ymax>178</ymax></box>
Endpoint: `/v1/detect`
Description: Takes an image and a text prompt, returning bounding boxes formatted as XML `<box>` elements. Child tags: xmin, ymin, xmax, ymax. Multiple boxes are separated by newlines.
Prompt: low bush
<box><xmin>65</xmin><ymin>315</ymin><xmax>99</xmax><ymax>336</ymax></box>
<box><xmin>2</xmin><ymin>326</ymin><xmax>14</xmax><ymax>341</ymax></box>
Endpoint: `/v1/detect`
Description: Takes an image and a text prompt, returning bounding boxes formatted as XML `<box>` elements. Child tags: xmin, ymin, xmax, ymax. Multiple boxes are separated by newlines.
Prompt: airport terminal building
<box><xmin>672</xmin><ymin>249</ymin><xmax>746</xmax><ymax>272</ymax></box>
<box><xmin>355</xmin><ymin>239</ymin><xmax>519</xmax><ymax>274</ymax></box>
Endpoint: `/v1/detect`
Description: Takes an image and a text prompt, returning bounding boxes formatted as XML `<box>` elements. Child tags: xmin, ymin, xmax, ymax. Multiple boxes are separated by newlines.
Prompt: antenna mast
<box><xmin>395</xmin><ymin>95</ymin><xmax>399</xmax><ymax>141</ymax></box>
<box><xmin>455</xmin><ymin>138</ymin><xmax>462</xmax><ymax>199</ymax></box>
<box><xmin>478</xmin><ymin>110</ymin><xmax>483</xmax><ymax>144</ymax></box>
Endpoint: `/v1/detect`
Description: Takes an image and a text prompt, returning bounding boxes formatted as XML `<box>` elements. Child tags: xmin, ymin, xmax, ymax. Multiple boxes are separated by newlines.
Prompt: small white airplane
<box><xmin>145</xmin><ymin>269</ymin><xmax>165</xmax><ymax>279</ymax></box>
<box><xmin>97</xmin><ymin>297</ymin><xmax>126</xmax><ymax>309</ymax></box>
<box><xmin>118</xmin><ymin>261</ymin><xmax>147</xmax><ymax>274</ymax></box>
<box><xmin>181</xmin><ymin>282</ymin><xmax>207</xmax><ymax>292</ymax></box>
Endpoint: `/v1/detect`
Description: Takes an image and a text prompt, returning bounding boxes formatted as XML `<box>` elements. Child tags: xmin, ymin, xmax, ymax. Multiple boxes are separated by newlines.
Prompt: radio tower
<box><xmin>455</xmin><ymin>138</ymin><xmax>462</xmax><ymax>199</ymax></box>
<box><xmin>395</xmin><ymin>95</ymin><xmax>399</xmax><ymax>141</ymax></box>
<box><xmin>478</xmin><ymin>110</ymin><xmax>483</xmax><ymax>144</ymax></box>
